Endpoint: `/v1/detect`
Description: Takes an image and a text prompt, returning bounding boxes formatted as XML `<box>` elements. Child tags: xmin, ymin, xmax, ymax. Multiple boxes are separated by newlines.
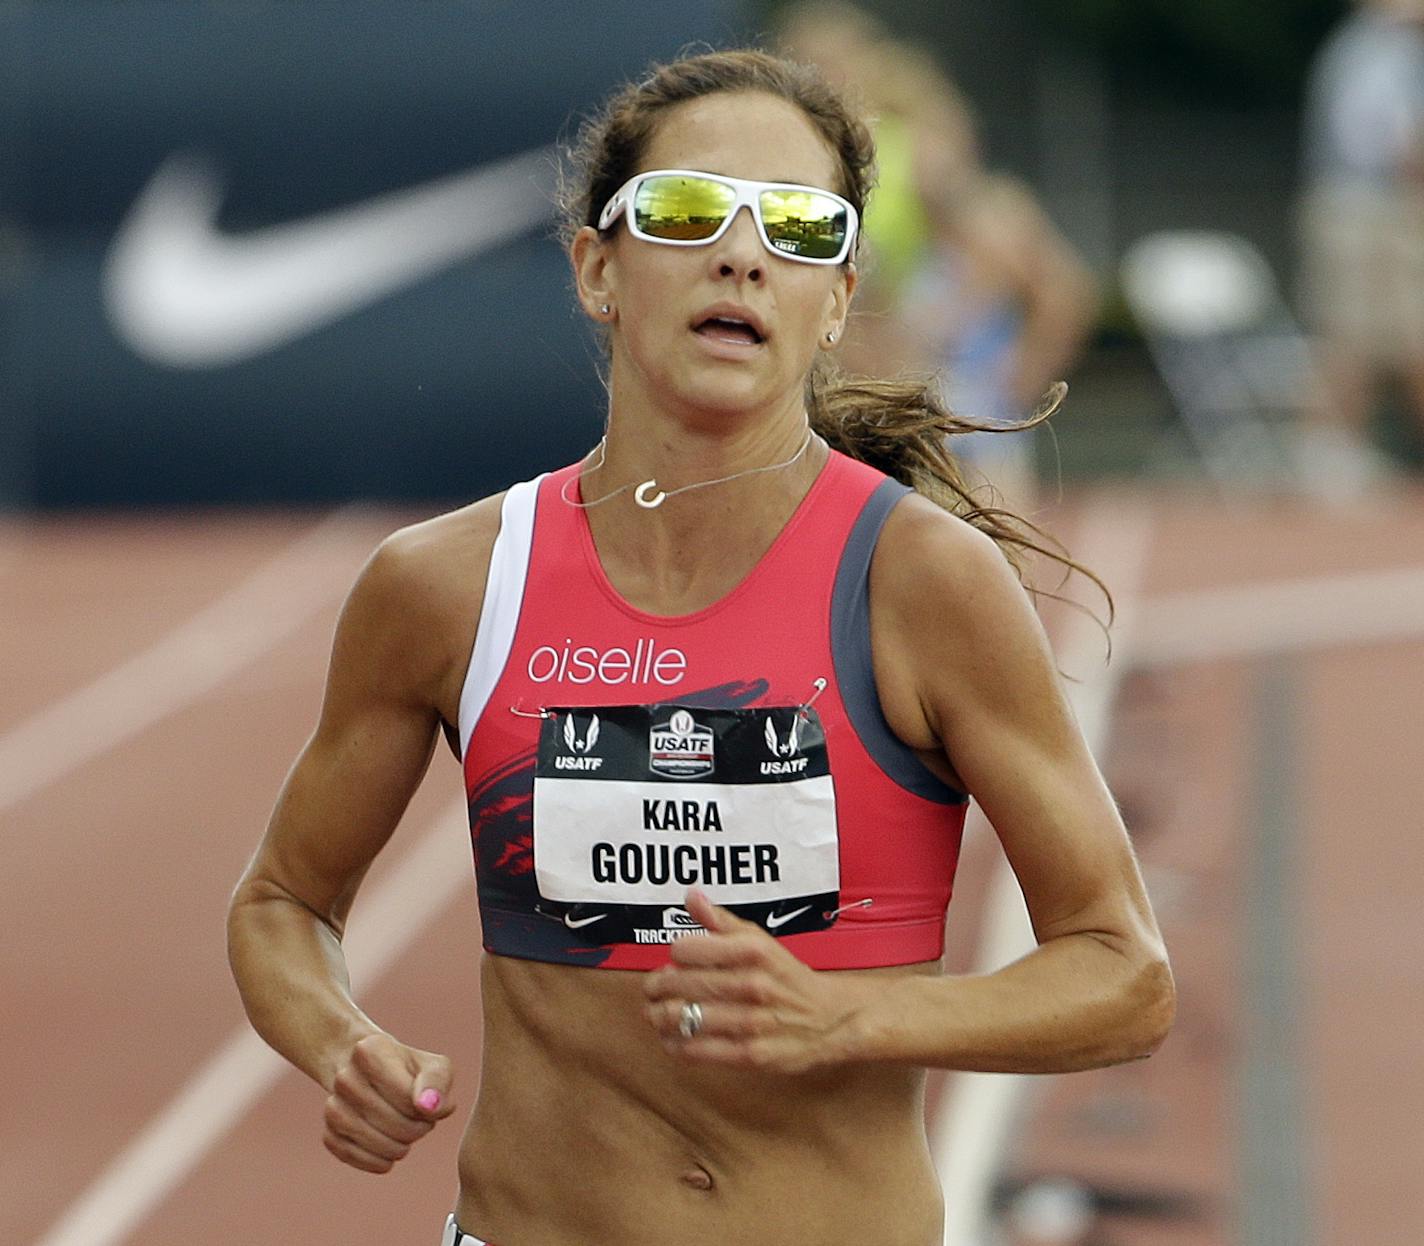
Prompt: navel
<box><xmin>679</xmin><ymin>1163</ymin><xmax>715</xmax><ymax>1192</ymax></box>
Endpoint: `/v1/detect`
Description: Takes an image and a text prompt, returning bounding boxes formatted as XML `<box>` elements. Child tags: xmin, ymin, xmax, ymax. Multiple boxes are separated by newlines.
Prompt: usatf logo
<box><xmin>762</xmin><ymin>714</ymin><xmax>808</xmax><ymax>775</ymax></box>
<box><xmin>556</xmin><ymin>712</ymin><xmax>603</xmax><ymax>771</ymax></box>
<box><xmin>649</xmin><ymin>709</ymin><xmax>715</xmax><ymax>778</ymax></box>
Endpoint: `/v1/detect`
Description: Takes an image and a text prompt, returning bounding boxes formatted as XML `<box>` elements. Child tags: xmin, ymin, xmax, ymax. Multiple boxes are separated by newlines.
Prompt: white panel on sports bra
<box><xmin>457</xmin><ymin>475</ymin><xmax>544</xmax><ymax>757</ymax></box>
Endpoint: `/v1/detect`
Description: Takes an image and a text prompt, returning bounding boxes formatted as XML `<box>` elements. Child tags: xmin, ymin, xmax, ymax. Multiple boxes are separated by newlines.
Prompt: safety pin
<box><xmin>823</xmin><ymin>897</ymin><xmax>874</xmax><ymax>921</ymax></box>
<box><xmin>798</xmin><ymin>677</ymin><xmax>828</xmax><ymax>720</ymax></box>
<box><xmin>509</xmin><ymin>702</ymin><xmax>554</xmax><ymax>720</ymax></box>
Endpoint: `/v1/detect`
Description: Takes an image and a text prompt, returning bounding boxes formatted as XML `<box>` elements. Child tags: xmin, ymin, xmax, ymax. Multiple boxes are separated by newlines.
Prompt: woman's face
<box><xmin>575</xmin><ymin>90</ymin><xmax>856</xmax><ymax>424</ymax></box>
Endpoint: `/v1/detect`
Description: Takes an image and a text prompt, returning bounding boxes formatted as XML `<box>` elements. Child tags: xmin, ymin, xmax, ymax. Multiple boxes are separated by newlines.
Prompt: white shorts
<box><xmin>440</xmin><ymin>1214</ymin><xmax>491</xmax><ymax>1246</ymax></box>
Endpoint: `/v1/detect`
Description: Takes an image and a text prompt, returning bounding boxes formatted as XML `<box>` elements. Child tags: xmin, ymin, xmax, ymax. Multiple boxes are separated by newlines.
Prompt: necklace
<box><xmin>560</xmin><ymin>423</ymin><xmax>815</xmax><ymax>510</ymax></box>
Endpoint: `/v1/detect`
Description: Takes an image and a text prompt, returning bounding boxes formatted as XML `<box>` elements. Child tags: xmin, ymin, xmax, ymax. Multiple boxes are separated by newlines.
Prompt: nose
<box><xmin>707</xmin><ymin>204</ymin><xmax>765</xmax><ymax>283</ymax></box>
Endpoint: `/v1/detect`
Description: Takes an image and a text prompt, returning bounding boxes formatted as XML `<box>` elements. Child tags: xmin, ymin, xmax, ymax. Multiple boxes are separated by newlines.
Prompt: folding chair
<box><xmin>1120</xmin><ymin>230</ymin><xmax>1317</xmax><ymax>489</ymax></box>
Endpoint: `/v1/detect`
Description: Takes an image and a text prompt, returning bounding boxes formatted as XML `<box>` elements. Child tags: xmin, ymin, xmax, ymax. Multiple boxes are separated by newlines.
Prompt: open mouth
<box><xmin>692</xmin><ymin>315</ymin><xmax>765</xmax><ymax>346</ymax></box>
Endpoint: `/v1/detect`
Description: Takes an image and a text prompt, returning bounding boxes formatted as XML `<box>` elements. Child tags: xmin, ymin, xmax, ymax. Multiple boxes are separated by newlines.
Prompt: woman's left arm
<box><xmin>644</xmin><ymin>496</ymin><xmax>1174</xmax><ymax>1073</ymax></box>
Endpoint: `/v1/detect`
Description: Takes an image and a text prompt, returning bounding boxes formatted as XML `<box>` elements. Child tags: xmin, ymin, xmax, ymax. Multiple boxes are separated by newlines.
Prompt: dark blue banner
<box><xmin>0</xmin><ymin>2</ymin><xmax>747</xmax><ymax>506</ymax></box>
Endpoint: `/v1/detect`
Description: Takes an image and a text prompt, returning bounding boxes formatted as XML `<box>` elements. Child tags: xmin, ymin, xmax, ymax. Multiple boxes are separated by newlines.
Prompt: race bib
<box><xmin>532</xmin><ymin>703</ymin><xmax>840</xmax><ymax>943</ymax></box>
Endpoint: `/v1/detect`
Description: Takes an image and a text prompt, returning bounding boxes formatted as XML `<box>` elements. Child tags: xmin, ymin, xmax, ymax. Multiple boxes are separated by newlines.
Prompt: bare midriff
<box><xmin>455</xmin><ymin>954</ymin><xmax>945</xmax><ymax>1246</ymax></box>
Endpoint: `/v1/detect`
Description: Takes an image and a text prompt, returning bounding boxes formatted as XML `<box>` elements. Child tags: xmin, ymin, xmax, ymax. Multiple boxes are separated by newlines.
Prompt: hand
<box><xmin>322</xmin><ymin>1032</ymin><xmax>455</xmax><ymax>1173</ymax></box>
<box><xmin>642</xmin><ymin>889</ymin><xmax>870</xmax><ymax>1074</ymax></box>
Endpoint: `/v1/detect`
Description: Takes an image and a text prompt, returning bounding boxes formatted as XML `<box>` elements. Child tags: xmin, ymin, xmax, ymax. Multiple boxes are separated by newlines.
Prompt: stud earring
<box><xmin>600</xmin><ymin>303</ymin><xmax>612</xmax><ymax>316</ymax></box>
<box><xmin>825</xmin><ymin>330</ymin><xmax>837</xmax><ymax>343</ymax></box>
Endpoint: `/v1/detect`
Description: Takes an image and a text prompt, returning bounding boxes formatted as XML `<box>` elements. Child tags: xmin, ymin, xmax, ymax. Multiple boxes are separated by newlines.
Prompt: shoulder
<box><xmin>871</xmin><ymin>491</ymin><xmax>1045</xmax><ymax>666</ymax></box>
<box><xmin>369</xmin><ymin>492</ymin><xmax>506</xmax><ymax>593</ymax></box>
<box><xmin>874</xmin><ymin>490</ymin><xmax>1023</xmax><ymax>599</ymax></box>
<box><xmin>332</xmin><ymin>492</ymin><xmax>510</xmax><ymax>712</ymax></box>
<box><xmin>360</xmin><ymin>492</ymin><xmax>506</xmax><ymax>616</ymax></box>
<box><xmin>864</xmin><ymin>491</ymin><xmax>1056</xmax><ymax>756</ymax></box>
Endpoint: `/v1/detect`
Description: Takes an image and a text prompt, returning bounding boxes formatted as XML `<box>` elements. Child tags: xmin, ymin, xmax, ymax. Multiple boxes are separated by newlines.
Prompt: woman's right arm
<box><xmin>227</xmin><ymin>512</ymin><xmax>486</xmax><ymax>1170</ymax></box>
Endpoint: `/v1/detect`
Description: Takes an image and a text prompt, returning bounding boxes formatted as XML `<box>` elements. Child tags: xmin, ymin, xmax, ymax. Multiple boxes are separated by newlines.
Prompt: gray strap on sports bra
<box><xmin>830</xmin><ymin>477</ymin><xmax>965</xmax><ymax>805</ymax></box>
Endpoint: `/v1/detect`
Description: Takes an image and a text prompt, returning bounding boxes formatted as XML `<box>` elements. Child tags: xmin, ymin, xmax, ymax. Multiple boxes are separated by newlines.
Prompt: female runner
<box><xmin>227</xmin><ymin>49</ymin><xmax>1174</xmax><ymax>1246</ymax></box>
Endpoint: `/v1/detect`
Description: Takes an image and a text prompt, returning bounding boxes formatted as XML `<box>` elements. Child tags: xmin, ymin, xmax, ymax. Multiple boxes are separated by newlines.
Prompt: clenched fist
<box><xmin>322</xmin><ymin>1032</ymin><xmax>455</xmax><ymax>1173</ymax></box>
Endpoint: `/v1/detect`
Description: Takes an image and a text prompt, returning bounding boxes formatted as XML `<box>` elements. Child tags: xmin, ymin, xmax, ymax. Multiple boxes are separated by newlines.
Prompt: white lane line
<box><xmin>933</xmin><ymin>493</ymin><xmax>1155</xmax><ymax>1246</ymax></box>
<box><xmin>1132</xmin><ymin>564</ymin><xmax>1424</xmax><ymax>669</ymax></box>
<box><xmin>0</xmin><ymin>509</ymin><xmax>379</xmax><ymax>815</ymax></box>
<box><xmin>31</xmin><ymin>794</ymin><xmax>472</xmax><ymax>1246</ymax></box>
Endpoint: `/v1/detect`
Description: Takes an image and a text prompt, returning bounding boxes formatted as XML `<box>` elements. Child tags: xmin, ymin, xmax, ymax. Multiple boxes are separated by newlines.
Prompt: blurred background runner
<box><xmin>1295</xmin><ymin>0</ymin><xmax>1424</xmax><ymax>494</ymax></box>
<box><xmin>777</xmin><ymin>2</ymin><xmax>1099</xmax><ymax>509</ymax></box>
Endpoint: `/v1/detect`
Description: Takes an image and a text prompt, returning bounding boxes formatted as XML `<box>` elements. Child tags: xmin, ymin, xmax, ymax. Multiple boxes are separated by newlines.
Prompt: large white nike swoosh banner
<box><xmin>104</xmin><ymin>145</ymin><xmax>558</xmax><ymax>368</ymax></box>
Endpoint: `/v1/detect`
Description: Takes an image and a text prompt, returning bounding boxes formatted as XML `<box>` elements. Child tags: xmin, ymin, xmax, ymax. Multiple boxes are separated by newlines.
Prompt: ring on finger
<box><xmin>678</xmin><ymin>1000</ymin><xmax>704</xmax><ymax>1040</ymax></box>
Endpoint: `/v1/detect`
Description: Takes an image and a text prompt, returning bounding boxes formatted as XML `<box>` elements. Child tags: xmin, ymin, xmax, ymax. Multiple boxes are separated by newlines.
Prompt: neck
<box><xmin>603</xmin><ymin>377</ymin><xmax>810</xmax><ymax>480</ymax></box>
<box><xmin>576</xmin><ymin>389</ymin><xmax>828</xmax><ymax>615</ymax></box>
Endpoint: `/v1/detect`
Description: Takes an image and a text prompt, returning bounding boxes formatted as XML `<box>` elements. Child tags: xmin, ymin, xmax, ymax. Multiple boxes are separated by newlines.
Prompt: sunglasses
<box><xmin>597</xmin><ymin>169</ymin><xmax>859</xmax><ymax>266</ymax></box>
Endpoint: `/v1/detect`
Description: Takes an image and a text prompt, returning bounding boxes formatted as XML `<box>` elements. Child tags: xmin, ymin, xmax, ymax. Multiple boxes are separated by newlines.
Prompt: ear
<box><xmin>821</xmin><ymin>262</ymin><xmax>857</xmax><ymax>349</ymax></box>
<box><xmin>571</xmin><ymin>225</ymin><xmax>617</xmax><ymax>322</ymax></box>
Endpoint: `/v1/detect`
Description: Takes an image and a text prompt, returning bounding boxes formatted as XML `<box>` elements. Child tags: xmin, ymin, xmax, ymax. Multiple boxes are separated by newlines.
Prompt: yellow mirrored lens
<box><xmin>759</xmin><ymin>188</ymin><xmax>848</xmax><ymax>259</ymax></box>
<box><xmin>633</xmin><ymin>176</ymin><xmax>735</xmax><ymax>240</ymax></box>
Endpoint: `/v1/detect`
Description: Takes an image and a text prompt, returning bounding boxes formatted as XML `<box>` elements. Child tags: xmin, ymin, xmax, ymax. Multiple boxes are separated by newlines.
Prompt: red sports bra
<box><xmin>458</xmin><ymin>449</ymin><xmax>966</xmax><ymax>970</ymax></box>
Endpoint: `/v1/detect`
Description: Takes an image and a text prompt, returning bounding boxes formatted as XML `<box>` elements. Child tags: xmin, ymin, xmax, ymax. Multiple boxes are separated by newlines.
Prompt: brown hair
<box><xmin>559</xmin><ymin>49</ymin><xmax>1109</xmax><ymax>620</ymax></box>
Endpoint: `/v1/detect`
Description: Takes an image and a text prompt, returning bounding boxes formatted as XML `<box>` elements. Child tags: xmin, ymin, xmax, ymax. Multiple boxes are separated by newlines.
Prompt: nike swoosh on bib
<box><xmin>765</xmin><ymin>905</ymin><xmax>812</xmax><ymax>930</ymax></box>
<box><xmin>563</xmin><ymin>912</ymin><xmax>607</xmax><ymax>930</ymax></box>
<box><xmin>103</xmin><ymin>145</ymin><xmax>557</xmax><ymax>368</ymax></box>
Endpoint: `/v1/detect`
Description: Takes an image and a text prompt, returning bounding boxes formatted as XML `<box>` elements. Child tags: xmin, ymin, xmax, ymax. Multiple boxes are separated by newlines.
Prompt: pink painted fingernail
<box><xmin>417</xmin><ymin>1089</ymin><xmax>441</xmax><ymax>1112</ymax></box>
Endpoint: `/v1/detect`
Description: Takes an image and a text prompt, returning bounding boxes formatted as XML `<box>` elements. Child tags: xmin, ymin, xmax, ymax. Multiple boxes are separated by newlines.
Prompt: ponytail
<box><xmin>808</xmin><ymin>368</ymin><xmax>1113</xmax><ymax>624</ymax></box>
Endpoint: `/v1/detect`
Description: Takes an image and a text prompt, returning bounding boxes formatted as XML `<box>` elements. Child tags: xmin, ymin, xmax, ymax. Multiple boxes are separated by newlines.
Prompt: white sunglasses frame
<box><xmin>596</xmin><ymin>168</ymin><xmax>859</xmax><ymax>266</ymax></box>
